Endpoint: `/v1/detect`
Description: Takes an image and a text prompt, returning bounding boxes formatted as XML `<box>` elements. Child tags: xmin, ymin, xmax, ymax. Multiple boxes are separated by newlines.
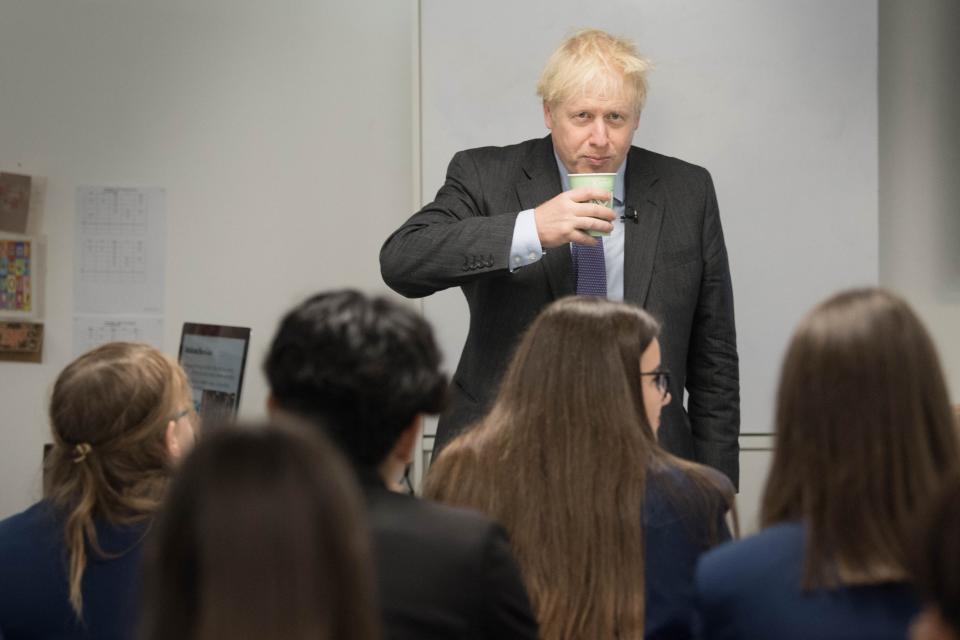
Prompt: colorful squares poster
<box><xmin>0</xmin><ymin>238</ymin><xmax>32</xmax><ymax>313</ymax></box>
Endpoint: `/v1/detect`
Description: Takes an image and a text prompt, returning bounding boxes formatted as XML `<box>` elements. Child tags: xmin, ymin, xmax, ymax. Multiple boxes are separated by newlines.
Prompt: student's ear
<box><xmin>394</xmin><ymin>417</ymin><xmax>422</xmax><ymax>465</ymax></box>
<box><xmin>909</xmin><ymin>607</ymin><xmax>959</xmax><ymax>640</ymax></box>
<box><xmin>165</xmin><ymin>419</ymin><xmax>182</xmax><ymax>461</ymax></box>
<box><xmin>266</xmin><ymin>392</ymin><xmax>279</xmax><ymax>416</ymax></box>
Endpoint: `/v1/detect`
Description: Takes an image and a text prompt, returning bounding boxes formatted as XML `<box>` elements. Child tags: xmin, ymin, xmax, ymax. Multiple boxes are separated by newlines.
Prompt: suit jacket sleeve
<box><xmin>380</xmin><ymin>150</ymin><xmax>519</xmax><ymax>298</ymax></box>
<box><xmin>686</xmin><ymin>171</ymin><xmax>740</xmax><ymax>488</ymax></box>
<box><xmin>477</xmin><ymin>523</ymin><xmax>539</xmax><ymax>639</ymax></box>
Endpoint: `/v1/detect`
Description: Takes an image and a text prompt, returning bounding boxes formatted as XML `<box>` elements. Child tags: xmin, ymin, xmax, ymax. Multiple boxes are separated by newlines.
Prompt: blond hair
<box><xmin>44</xmin><ymin>342</ymin><xmax>192</xmax><ymax>618</ymax></box>
<box><xmin>537</xmin><ymin>28</ymin><xmax>653</xmax><ymax>115</ymax></box>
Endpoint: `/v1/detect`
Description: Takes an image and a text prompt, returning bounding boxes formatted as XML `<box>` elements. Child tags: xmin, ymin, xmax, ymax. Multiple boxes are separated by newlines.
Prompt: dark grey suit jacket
<box><xmin>380</xmin><ymin>135</ymin><xmax>740</xmax><ymax>486</ymax></box>
<box><xmin>362</xmin><ymin>474</ymin><xmax>538</xmax><ymax>640</ymax></box>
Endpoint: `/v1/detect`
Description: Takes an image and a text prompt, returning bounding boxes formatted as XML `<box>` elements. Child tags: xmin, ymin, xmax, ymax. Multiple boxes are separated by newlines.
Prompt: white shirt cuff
<box><xmin>508</xmin><ymin>209</ymin><xmax>543</xmax><ymax>272</ymax></box>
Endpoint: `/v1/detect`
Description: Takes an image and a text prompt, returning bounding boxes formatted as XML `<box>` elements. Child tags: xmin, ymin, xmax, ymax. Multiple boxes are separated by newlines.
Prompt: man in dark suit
<box><xmin>263</xmin><ymin>290</ymin><xmax>538</xmax><ymax>640</ymax></box>
<box><xmin>380</xmin><ymin>29</ymin><xmax>740</xmax><ymax>486</ymax></box>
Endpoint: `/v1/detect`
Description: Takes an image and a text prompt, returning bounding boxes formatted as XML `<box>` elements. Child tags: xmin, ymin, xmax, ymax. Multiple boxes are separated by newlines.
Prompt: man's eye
<box><xmin>607</xmin><ymin>113</ymin><xmax>623</xmax><ymax>121</ymax></box>
<box><xmin>574</xmin><ymin>112</ymin><xmax>590</xmax><ymax>119</ymax></box>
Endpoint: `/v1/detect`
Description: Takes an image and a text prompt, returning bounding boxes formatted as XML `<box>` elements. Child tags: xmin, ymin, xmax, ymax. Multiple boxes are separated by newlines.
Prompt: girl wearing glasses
<box><xmin>695</xmin><ymin>288</ymin><xmax>960</xmax><ymax>639</ymax></box>
<box><xmin>424</xmin><ymin>296</ymin><xmax>735</xmax><ymax>639</ymax></box>
<box><xmin>0</xmin><ymin>342</ymin><xmax>197</xmax><ymax>639</ymax></box>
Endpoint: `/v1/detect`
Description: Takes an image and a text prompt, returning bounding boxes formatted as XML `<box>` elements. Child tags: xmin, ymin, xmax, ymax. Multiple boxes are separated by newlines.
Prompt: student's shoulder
<box><xmin>646</xmin><ymin>463</ymin><xmax>731</xmax><ymax>519</ymax></box>
<box><xmin>0</xmin><ymin>501</ymin><xmax>56</xmax><ymax>542</ymax></box>
<box><xmin>371</xmin><ymin>489</ymin><xmax>501</xmax><ymax>544</ymax></box>
<box><xmin>649</xmin><ymin>463</ymin><xmax>731</xmax><ymax>493</ymax></box>
<box><xmin>697</xmin><ymin>522</ymin><xmax>804</xmax><ymax>590</ymax></box>
<box><xmin>0</xmin><ymin>502</ymin><xmax>60</xmax><ymax>578</ymax></box>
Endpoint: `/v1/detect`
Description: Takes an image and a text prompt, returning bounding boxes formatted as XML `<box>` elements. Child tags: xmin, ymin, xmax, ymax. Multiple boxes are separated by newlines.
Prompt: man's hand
<box><xmin>533</xmin><ymin>187</ymin><xmax>615</xmax><ymax>248</ymax></box>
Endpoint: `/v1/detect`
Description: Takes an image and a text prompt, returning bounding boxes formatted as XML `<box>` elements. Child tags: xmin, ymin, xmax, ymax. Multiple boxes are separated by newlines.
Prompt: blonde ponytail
<box><xmin>45</xmin><ymin>342</ymin><xmax>190</xmax><ymax>620</ymax></box>
<box><xmin>62</xmin><ymin>462</ymin><xmax>98</xmax><ymax>615</ymax></box>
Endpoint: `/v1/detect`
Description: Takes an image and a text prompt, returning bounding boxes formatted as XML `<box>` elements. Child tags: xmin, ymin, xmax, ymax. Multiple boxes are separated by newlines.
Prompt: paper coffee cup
<box><xmin>568</xmin><ymin>173</ymin><xmax>615</xmax><ymax>237</ymax></box>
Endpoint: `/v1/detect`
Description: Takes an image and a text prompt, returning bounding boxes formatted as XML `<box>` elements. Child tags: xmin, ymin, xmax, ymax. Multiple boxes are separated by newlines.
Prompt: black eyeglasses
<box><xmin>640</xmin><ymin>368</ymin><xmax>671</xmax><ymax>397</ymax></box>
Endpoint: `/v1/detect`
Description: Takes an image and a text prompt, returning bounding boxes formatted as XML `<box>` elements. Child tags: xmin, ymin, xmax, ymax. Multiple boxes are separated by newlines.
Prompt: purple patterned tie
<box><xmin>573</xmin><ymin>238</ymin><xmax>607</xmax><ymax>297</ymax></box>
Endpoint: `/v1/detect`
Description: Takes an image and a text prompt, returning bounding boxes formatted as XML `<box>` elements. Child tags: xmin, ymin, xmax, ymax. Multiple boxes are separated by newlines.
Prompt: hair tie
<box><xmin>72</xmin><ymin>443</ymin><xmax>93</xmax><ymax>464</ymax></box>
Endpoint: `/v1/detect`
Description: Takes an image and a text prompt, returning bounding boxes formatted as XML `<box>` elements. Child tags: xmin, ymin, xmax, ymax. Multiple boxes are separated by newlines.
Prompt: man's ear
<box><xmin>543</xmin><ymin>100</ymin><xmax>554</xmax><ymax>130</ymax></box>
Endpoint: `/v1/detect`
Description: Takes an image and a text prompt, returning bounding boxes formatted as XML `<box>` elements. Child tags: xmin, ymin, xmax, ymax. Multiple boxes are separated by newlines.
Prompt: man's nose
<box><xmin>589</xmin><ymin>119</ymin><xmax>609</xmax><ymax>146</ymax></box>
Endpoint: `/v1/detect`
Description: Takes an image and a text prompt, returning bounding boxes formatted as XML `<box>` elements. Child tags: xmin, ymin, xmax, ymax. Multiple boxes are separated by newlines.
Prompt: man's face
<box><xmin>543</xmin><ymin>87</ymin><xmax>640</xmax><ymax>175</ymax></box>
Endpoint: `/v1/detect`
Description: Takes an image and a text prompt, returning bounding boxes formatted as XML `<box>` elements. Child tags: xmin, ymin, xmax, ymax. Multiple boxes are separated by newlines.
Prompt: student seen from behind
<box><xmin>0</xmin><ymin>342</ymin><xmax>196</xmax><ymax>639</ymax></box>
<box><xmin>140</xmin><ymin>422</ymin><xmax>379</xmax><ymax>640</ymax></box>
<box><xmin>694</xmin><ymin>288</ymin><xmax>960</xmax><ymax>639</ymax></box>
<box><xmin>263</xmin><ymin>289</ymin><xmax>539</xmax><ymax>640</ymax></box>
<box><xmin>909</xmin><ymin>474</ymin><xmax>960</xmax><ymax>640</ymax></box>
<box><xmin>425</xmin><ymin>296</ymin><xmax>735</xmax><ymax>639</ymax></box>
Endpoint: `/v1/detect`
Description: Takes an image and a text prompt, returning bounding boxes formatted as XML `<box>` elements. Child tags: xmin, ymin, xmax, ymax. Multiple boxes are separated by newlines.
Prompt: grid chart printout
<box><xmin>74</xmin><ymin>187</ymin><xmax>165</xmax><ymax>315</ymax></box>
<box><xmin>73</xmin><ymin>316</ymin><xmax>163</xmax><ymax>357</ymax></box>
<box><xmin>81</xmin><ymin>238</ymin><xmax>146</xmax><ymax>284</ymax></box>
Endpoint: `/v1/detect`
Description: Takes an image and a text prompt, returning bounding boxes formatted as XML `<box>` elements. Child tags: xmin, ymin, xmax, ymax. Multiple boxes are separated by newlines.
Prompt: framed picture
<box><xmin>0</xmin><ymin>233</ymin><xmax>43</xmax><ymax>320</ymax></box>
<box><xmin>0</xmin><ymin>321</ymin><xmax>43</xmax><ymax>363</ymax></box>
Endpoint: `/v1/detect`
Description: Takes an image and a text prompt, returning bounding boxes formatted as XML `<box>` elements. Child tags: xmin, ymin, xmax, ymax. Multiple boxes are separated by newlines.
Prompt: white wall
<box><xmin>0</xmin><ymin>0</ymin><xmax>417</xmax><ymax>518</ymax></box>
<box><xmin>879</xmin><ymin>0</ymin><xmax>960</xmax><ymax>403</ymax></box>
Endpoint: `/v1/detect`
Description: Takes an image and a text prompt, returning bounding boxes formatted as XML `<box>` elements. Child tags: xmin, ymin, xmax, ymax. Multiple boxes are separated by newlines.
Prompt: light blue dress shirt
<box><xmin>508</xmin><ymin>155</ymin><xmax>626</xmax><ymax>301</ymax></box>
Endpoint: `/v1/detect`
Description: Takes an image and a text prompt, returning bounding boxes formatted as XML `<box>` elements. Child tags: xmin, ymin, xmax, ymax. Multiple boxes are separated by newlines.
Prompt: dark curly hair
<box><xmin>263</xmin><ymin>290</ymin><xmax>447</xmax><ymax>467</ymax></box>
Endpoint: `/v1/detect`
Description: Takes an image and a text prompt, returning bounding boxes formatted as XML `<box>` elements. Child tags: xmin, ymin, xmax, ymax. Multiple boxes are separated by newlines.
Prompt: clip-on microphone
<box><xmin>620</xmin><ymin>206</ymin><xmax>639</xmax><ymax>224</ymax></box>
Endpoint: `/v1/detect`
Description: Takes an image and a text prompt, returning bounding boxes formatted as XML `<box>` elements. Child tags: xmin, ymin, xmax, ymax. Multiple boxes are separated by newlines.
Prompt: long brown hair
<box><xmin>910</xmin><ymin>473</ymin><xmax>960</xmax><ymax>636</ymax></box>
<box><xmin>44</xmin><ymin>342</ymin><xmax>191</xmax><ymax>617</ymax></box>
<box><xmin>761</xmin><ymin>288</ymin><xmax>960</xmax><ymax>587</ymax></box>
<box><xmin>141</xmin><ymin>422</ymin><xmax>379</xmax><ymax>640</ymax></box>
<box><xmin>424</xmin><ymin>296</ymin><xmax>732</xmax><ymax>639</ymax></box>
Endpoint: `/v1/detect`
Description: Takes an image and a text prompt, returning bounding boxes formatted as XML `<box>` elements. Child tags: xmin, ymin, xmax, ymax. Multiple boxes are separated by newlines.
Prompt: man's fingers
<box><xmin>570</xmin><ymin>230</ymin><xmax>600</xmax><ymax>246</ymax></box>
<box><xmin>577</xmin><ymin>202</ymin><xmax>615</xmax><ymax>221</ymax></box>
<box><xmin>567</xmin><ymin>186</ymin><xmax>613</xmax><ymax>204</ymax></box>
<box><xmin>588</xmin><ymin>218</ymin><xmax>615</xmax><ymax>234</ymax></box>
<box><xmin>536</xmin><ymin>191</ymin><xmax>615</xmax><ymax>248</ymax></box>
<box><xmin>572</xmin><ymin>215</ymin><xmax>614</xmax><ymax>235</ymax></box>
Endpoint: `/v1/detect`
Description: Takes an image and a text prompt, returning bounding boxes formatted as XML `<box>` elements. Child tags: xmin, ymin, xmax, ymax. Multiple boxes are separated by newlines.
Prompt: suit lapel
<box><xmin>516</xmin><ymin>136</ymin><xmax>573</xmax><ymax>299</ymax></box>
<box><xmin>623</xmin><ymin>147</ymin><xmax>664</xmax><ymax>307</ymax></box>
